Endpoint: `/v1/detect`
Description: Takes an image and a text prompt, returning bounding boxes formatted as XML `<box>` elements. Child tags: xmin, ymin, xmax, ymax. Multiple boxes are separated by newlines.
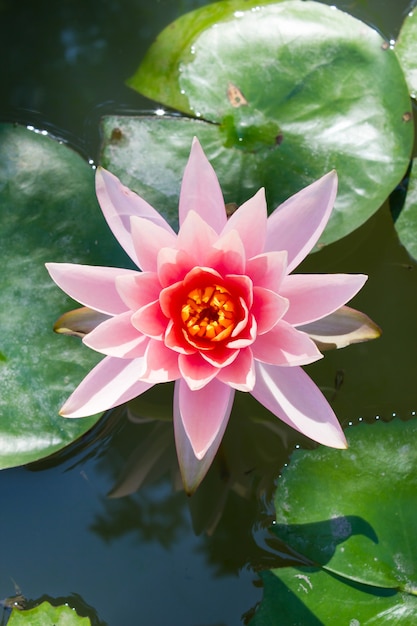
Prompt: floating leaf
<box><xmin>251</xmin><ymin>568</ymin><xmax>417</xmax><ymax>626</ymax></box>
<box><xmin>8</xmin><ymin>600</ymin><xmax>91</xmax><ymax>625</ymax></box>
<box><xmin>122</xmin><ymin>0</ymin><xmax>413</xmax><ymax>247</ymax></box>
<box><xmin>396</xmin><ymin>8</ymin><xmax>417</xmax><ymax>96</ymax></box>
<box><xmin>0</xmin><ymin>123</ymin><xmax>129</xmax><ymax>469</ymax></box>
<box><xmin>394</xmin><ymin>157</ymin><xmax>417</xmax><ymax>260</ymax></box>
<box><xmin>273</xmin><ymin>419</ymin><xmax>417</xmax><ymax>590</ymax></box>
<box><xmin>249</xmin><ymin>419</ymin><xmax>417</xmax><ymax>623</ymax></box>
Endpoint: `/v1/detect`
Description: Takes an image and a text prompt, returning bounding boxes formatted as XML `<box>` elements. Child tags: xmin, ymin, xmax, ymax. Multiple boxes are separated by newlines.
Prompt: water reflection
<box><xmin>85</xmin><ymin>384</ymin><xmax>308</xmax><ymax>562</ymax></box>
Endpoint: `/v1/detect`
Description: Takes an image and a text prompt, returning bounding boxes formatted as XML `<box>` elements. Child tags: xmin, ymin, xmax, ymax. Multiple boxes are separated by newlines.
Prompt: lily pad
<box><xmin>251</xmin><ymin>568</ymin><xmax>417</xmax><ymax>626</ymax></box>
<box><xmin>394</xmin><ymin>157</ymin><xmax>417</xmax><ymax>260</ymax></box>
<box><xmin>272</xmin><ymin>418</ymin><xmax>417</xmax><ymax>591</ymax></box>
<box><xmin>8</xmin><ymin>600</ymin><xmax>91</xmax><ymax>625</ymax></box>
<box><xmin>0</xmin><ymin>123</ymin><xmax>130</xmax><ymax>469</ymax></box>
<box><xmin>124</xmin><ymin>0</ymin><xmax>413</xmax><ymax>247</ymax></box>
<box><xmin>396</xmin><ymin>8</ymin><xmax>417</xmax><ymax>96</ymax></box>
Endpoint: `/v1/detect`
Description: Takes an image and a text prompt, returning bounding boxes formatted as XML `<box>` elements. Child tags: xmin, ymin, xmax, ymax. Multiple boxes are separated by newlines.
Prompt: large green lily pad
<box><xmin>273</xmin><ymin>418</ymin><xmax>417</xmax><ymax>591</ymax></box>
<box><xmin>396</xmin><ymin>8</ymin><xmax>417</xmax><ymax>96</ymax></box>
<box><xmin>249</xmin><ymin>419</ymin><xmax>417</xmax><ymax>624</ymax></box>
<box><xmin>123</xmin><ymin>0</ymin><xmax>413</xmax><ymax>247</ymax></box>
<box><xmin>8</xmin><ymin>601</ymin><xmax>91</xmax><ymax>625</ymax></box>
<box><xmin>0</xmin><ymin>123</ymin><xmax>130</xmax><ymax>469</ymax></box>
<box><xmin>394</xmin><ymin>157</ymin><xmax>417</xmax><ymax>260</ymax></box>
<box><xmin>251</xmin><ymin>568</ymin><xmax>417</xmax><ymax>626</ymax></box>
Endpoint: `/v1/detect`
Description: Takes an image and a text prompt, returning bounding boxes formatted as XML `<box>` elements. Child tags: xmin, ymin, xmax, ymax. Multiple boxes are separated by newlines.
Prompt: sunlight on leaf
<box><xmin>8</xmin><ymin>600</ymin><xmax>91</xmax><ymax>625</ymax></box>
<box><xmin>124</xmin><ymin>0</ymin><xmax>413</xmax><ymax>247</ymax></box>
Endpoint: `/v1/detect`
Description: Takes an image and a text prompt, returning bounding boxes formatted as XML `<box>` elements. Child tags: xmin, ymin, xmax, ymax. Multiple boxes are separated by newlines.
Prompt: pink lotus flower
<box><xmin>46</xmin><ymin>138</ymin><xmax>378</xmax><ymax>492</ymax></box>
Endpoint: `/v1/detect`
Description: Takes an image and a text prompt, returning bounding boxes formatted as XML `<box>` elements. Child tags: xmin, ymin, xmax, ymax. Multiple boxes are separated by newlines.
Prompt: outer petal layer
<box><xmin>95</xmin><ymin>167</ymin><xmax>175</xmax><ymax>266</ymax></box>
<box><xmin>83</xmin><ymin>311</ymin><xmax>149</xmax><ymax>358</ymax></box>
<box><xmin>179</xmin><ymin>137</ymin><xmax>227</xmax><ymax>233</ymax></box>
<box><xmin>173</xmin><ymin>379</ymin><xmax>235</xmax><ymax>494</ymax></box>
<box><xmin>175</xmin><ymin>378</ymin><xmax>234</xmax><ymax>459</ymax></box>
<box><xmin>60</xmin><ymin>356</ymin><xmax>152</xmax><ymax>417</ymax></box>
<box><xmin>221</xmin><ymin>188</ymin><xmax>267</xmax><ymax>259</ymax></box>
<box><xmin>265</xmin><ymin>171</ymin><xmax>338</xmax><ymax>273</ymax></box>
<box><xmin>281</xmin><ymin>273</ymin><xmax>368</xmax><ymax>326</ymax></box>
<box><xmin>46</xmin><ymin>263</ymin><xmax>137</xmax><ymax>315</ymax></box>
<box><xmin>252</xmin><ymin>321</ymin><xmax>323</xmax><ymax>366</ymax></box>
<box><xmin>251</xmin><ymin>362</ymin><xmax>347</xmax><ymax>448</ymax></box>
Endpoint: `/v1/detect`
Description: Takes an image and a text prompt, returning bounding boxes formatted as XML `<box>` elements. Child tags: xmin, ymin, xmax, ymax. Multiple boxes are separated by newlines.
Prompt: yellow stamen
<box><xmin>181</xmin><ymin>284</ymin><xmax>236</xmax><ymax>342</ymax></box>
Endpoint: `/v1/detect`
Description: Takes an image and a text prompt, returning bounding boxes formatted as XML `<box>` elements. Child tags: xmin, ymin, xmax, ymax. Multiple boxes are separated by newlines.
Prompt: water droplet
<box><xmin>375</xmin><ymin>415</ymin><xmax>380</xmax><ymax>420</ymax></box>
<box><xmin>155</xmin><ymin>108</ymin><xmax>165</xmax><ymax>116</ymax></box>
<box><xmin>234</xmin><ymin>11</ymin><xmax>245</xmax><ymax>17</ymax></box>
<box><xmin>358</xmin><ymin>417</ymin><xmax>363</xmax><ymax>422</ymax></box>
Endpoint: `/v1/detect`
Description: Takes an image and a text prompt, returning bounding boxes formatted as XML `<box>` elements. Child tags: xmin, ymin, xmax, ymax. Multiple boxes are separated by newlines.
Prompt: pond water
<box><xmin>1</xmin><ymin>0</ymin><xmax>417</xmax><ymax>624</ymax></box>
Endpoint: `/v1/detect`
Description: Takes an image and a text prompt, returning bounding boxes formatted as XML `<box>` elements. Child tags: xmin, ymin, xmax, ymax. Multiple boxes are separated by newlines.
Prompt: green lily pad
<box><xmin>251</xmin><ymin>568</ymin><xmax>417</xmax><ymax>626</ymax></box>
<box><xmin>395</xmin><ymin>8</ymin><xmax>417</xmax><ymax>97</ymax></box>
<box><xmin>124</xmin><ymin>0</ymin><xmax>413</xmax><ymax>247</ymax></box>
<box><xmin>272</xmin><ymin>418</ymin><xmax>417</xmax><ymax>592</ymax></box>
<box><xmin>8</xmin><ymin>600</ymin><xmax>91</xmax><ymax>625</ymax></box>
<box><xmin>0</xmin><ymin>123</ymin><xmax>130</xmax><ymax>469</ymax></box>
<box><xmin>394</xmin><ymin>157</ymin><xmax>417</xmax><ymax>260</ymax></box>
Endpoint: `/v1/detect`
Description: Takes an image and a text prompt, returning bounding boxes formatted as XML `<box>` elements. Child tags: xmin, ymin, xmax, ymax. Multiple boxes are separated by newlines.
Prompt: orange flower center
<box><xmin>181</xmin><ymin>284</ymin><xmax>236</xmax><ymax>342</ymax></box>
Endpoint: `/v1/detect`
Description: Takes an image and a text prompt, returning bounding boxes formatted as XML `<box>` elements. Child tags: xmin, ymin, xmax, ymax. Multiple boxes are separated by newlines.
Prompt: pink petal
<box><xmin>46</xmin><ymin>263</ymin><xmax>137</xmax><ymax>315</ymax></box>
<box><xmin>115</xmin><ymin>272</ymin><xmax>161</xmax><ymax>311</ymax></box>
<box><xmin>252</xmin><ymin>320</ymin><xmax>323</xmax><ymax>366</ymax></box>
<box><xmin>83</xmin><ymin>311</ymin><xmax>149</xmax><ymax>358</ymax></box>
<box><xmin>141</xmin><ymin>339</ymin><xmax>181</xmax><ymax>383</ymax></box>
<box><xmin>217</xmin><ymin>348</ymin><xmax>255</xmax><ymax>391</ymax></box>
<box><xmin>178</xmin><ymin>352</ymin><xmax>219</xmax><ymax>390</ymax></box>
<box><xmin>221</xmin><ymin>188</ymin><xmax>267</xmax><ymax>259</ymax></box>
<box><xmin>173</xmin><ymin>380</ymin><xmax>235</xmax><ymax>494</ymax></box>
<box><xmin>200</xmin><ymin>345</ymin><xmax>239</xmax><ymax>368</ymax></box>
<box><xmin>207</xmin><ymin>229</ymin><xmax>246</xmax><ymax>276</ymax></box>
<box><xmin>175</xmin><ymin>377</ymin><xmax>234</xmax><ymax>459</ymax></box>
<box><xmin>176</xmin><ymin>210</ymin><xmax>218</xmax><ymax>266</ymax></box>
<box><xmin>131</xmin><ymin>300</ymin><xmax>167</xmax><ymax>339</ymax></box>
<box><xmin>157</xmin><ymin>247</ymin><xmax>195</xmax><ymax>288</ymax></box>
<box><xmin>281</xmin><ymin>273</ymin><xmax>368</xmax><ymax>325</ymax></box>
<box><xmin>130</xmin><ymin>216</ymin><xmax>177</xmax><ymax>272</ymax></box>
<box><xmin>159</xmin><ymin>280</ymin><xmax>184</xmax><ymax>319</ymax></box>
<box><xmin>179</xmin><ymin>137</ymin><xmax>227</xmax><ymax>233</ymax></box>
<box><xmin>252</xmin><ymin>286</ymin><xmax>289</xmax><ymax>334</ymax></box>
<box><xmin>230</xmin><ymin>296</ymin><xmax>250</xmax><ymax>339</ymax></box>
<box><xmin>95</xmin><ymin>167</ymin><xmax>175</xmax><ymax>266</ymax></box>
<box><xmin>251</xmin><ymin>362</ymin><xmax>347</xmax><ymax>448</ymax></box>
<box><xmin>164</xmin><ymin>320</ymin><xmax>195</xmax><ymax>355</ymax></box>
<box><xmin>60</xmin><ymin>355</ymin><xmax>152</xmax><ymax>417</ymax></box>
<box><xmin>227</xmin><ymin>312</ymin><xmax>257</xmax><ymax>348</ymax></box>
<box><xmin>265</xmin><ymin>171</ymin><xmax>338</xmax><ymax>273</ymax></box>
<box><xmin>225</xmin><ymin>273</ymin><xmax>253</xmax><ymax>309</ymax></box>
<box><xmin>246</xmin><ymin>251</ymin><xmax>288</xmax><ymax>291</ymax></box>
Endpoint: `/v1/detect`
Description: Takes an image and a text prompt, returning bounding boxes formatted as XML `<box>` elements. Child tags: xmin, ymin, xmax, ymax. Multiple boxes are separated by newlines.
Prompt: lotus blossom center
<box><xmin>181</xmin><ymin>284</ymin><xmax>236</xmax><ymax>342</ymax></box>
